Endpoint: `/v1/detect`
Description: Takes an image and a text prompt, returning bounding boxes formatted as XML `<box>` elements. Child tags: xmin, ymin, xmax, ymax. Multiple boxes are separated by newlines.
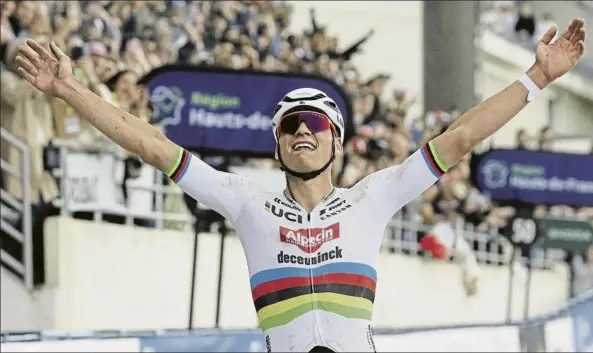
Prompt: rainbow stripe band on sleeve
<box><xmin>420</xmin><ymin>140</ymin><xmax>449</xmax><ymax>178</ymax></box>
<box><xmin>166</xmin><ymin>148</ymin><xmax>192</xmax><ymax>183</ymax></box>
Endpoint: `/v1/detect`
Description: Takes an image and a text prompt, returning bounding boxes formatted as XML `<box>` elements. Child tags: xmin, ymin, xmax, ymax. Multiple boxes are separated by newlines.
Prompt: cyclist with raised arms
<box><xmin>15</xmin><ymin>19</ymin><xmax>585</xmax><ymax>352</ymax></box>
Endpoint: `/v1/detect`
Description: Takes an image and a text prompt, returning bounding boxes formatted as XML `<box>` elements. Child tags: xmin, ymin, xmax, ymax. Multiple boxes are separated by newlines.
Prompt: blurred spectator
<box><xmin>516</xmin><ymin>128</ymin><xmax>531</xmax><ymax>150</ymax></box>
<box><xmin>514</xmin><ymin>1</ymin><xmax>536</xmax><ymax>40</ymax></box>
<box><xmin>537</xmin><ymin>125</ymin><xmax>554</xmax><ymax>151</ymax></box>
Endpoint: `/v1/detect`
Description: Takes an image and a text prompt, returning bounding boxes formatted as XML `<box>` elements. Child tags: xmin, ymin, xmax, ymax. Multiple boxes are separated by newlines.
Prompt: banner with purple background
<box><xmin>471</xmin><ymin>149</ymin><xmax>593</xmax><ymax>207</ymax></box>
<box><xmin>139</xmin><ymin>65</ymin><xmax>352</xmax><ymax>157</ymax></box>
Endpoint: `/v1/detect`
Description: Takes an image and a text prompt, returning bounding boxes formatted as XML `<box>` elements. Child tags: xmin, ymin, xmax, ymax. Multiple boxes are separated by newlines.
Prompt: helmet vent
<box><xmin>282</xmin><ymin>93</ymin><xmax>326</xmax><ymax>103</ymax></box>
<box><xmin>323</xmin><ymin>100</ymin><xmax>340</xmax><ymax>113</ymax></box>
<box><xmin>273</xmin><ymin>104</ymin><xmax>282</xmax><ymax>115</ymax></box>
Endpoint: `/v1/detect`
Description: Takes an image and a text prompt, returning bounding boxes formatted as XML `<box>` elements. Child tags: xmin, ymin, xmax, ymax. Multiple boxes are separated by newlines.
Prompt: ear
<box><xmin>335</xmin><ymin>138</ymin><xmax>344</xmax><ymax>157</ymax></box>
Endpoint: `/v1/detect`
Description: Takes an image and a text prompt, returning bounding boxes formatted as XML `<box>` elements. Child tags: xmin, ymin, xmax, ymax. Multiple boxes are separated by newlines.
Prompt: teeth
<box><xmin>293</xmin><ymin>142</ymin><xmax>315</xmax><ymax>151</ymax></box>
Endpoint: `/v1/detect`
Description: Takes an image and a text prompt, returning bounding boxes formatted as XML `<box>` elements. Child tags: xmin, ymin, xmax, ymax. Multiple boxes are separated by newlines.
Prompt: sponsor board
<box><xmin>138</xmin><ymin>333</ymin><xmax>265</xmax><ymax>352</ymax></box>
<box><xmin>471</xmin><ymin>149</ymin><xmax>593</xmax><ymax>207</ymax></box>
<box><xmin>572</xmin><ymin>298</ymin><xmax>593</xmax><ymax>352</ymax></box>
<box><xmin>534</xmin><ymin>217</ymin><xmax>593</xmax><ymax>252</ymax></box>
<box><xmin>63</xmin><ymin>153</ymin><xmax>156</xmax><ymax>217</ymax></box>
<box><xmin>141</xmin><ymin>66</ymin><xmax>352</xmax><ymax>156</ymax></box>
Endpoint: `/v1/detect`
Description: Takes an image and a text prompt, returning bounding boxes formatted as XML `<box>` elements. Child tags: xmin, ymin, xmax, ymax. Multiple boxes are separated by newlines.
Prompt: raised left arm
<box><xmin>433</xmin><ymin>18</ymin><xmax>586</xmax><ymax>168</ymax></box>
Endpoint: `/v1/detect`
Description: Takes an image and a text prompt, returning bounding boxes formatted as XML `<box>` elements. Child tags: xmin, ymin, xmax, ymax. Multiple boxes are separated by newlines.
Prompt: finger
<box><xmin>538</xmin><ymin>25</ymin><xmax>558</xmax><ymax>45</ymax></box>
<box><xmin>26</xmin><ymin>39</ymin><xmax>54</xmax><ymax>61</ymax></box>
<box><xmin>569</xmin><ymin>25</ymin><xmax>586</xmax><ymax>44</ymax></box>
<box><xmin>50</xmin><ymin>41</ymin><xmax>68</xmax><ymax>60</ymax></box>
<box><xmin>17</xmin><ymin>67</ymin><xmax>35</xmax><ymax>86</ymax></box>
<box><xmin>17</xmin><ymin>44</ymin><xmax>43</xmax><ymax>67</ymax></box>
<box><xmin>573</xmin><ymin>18</ymin><xmax>585</xmax><ymax>38</ymax></box>
<box><xmin>577</xmin><ymin>27</ymin><xmax>586</xmax><ymax>43</ymax></box>
<box><xmin>15</xmin><ymin>55</ymin><xmax>39</xmax><ymax>76</ymax></box>
<box><xmin>560</xmin><ymin>18</ymin><xmax>579</xmax><ymax>40</ymax></box>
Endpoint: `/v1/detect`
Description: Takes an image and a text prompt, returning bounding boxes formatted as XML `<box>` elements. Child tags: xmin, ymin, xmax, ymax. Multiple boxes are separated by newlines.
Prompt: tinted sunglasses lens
<box><xmin>278</xmin><ymin>112</ymin><xmax>331</xmax><ymax>135</ymax></box>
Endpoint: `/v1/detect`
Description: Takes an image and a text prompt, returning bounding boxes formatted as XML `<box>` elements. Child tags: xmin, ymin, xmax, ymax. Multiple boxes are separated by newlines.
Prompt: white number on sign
<box><xmin>511</xmin><ymin>218</ymin><xmax>537</xmax><ymax>244</ymax></box>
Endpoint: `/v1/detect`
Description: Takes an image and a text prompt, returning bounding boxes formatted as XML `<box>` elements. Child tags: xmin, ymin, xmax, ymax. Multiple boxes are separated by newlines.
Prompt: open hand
<box><xmin>535</xmin><ymin>18</ymin><xmax>586</xmax><ymax>84</ymax></box>
<box><xmin>15</xmin><ymin>39</ymin><xmax>75</xmax><ymax>98</ymax></box>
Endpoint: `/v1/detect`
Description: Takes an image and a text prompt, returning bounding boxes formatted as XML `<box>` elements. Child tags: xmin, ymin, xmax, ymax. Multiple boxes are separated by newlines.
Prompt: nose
<box><xmin>294</xmin><ymin>121</ymin><xmax>312</xmax><ymax>136</ymax></box>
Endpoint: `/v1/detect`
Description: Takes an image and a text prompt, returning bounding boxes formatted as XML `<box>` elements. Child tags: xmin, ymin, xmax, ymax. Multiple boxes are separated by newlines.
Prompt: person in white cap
<box><xmin>15</xmin><ymin>18</ymin><xmax>586</xmax><ymax>352</ymax></box>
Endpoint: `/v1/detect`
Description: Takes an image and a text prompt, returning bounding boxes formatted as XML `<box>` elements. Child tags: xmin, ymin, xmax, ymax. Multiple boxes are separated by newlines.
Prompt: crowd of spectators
<box><xmin>0</xmin><ymin>1</ymin><xmax>591</xmax><ymax>293</ymax></box>
<box><xmin>0</xmin><ymin>1</ymin><xmax>449</xmax><ymax>226</ymax></box>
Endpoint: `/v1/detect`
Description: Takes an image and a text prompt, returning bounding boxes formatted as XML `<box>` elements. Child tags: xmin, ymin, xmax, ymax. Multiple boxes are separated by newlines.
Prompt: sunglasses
<box><xmin>276</xmin><ymin>111</ymin><xmax>335</xmax><ymax>137</ymax></box>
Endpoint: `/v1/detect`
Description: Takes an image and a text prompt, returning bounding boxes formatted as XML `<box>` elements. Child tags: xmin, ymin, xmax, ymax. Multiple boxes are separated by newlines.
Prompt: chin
<box><xmin>287</xmin><ymin>159</ymin><xmax>319</xmax><ymax>173</ymax></box>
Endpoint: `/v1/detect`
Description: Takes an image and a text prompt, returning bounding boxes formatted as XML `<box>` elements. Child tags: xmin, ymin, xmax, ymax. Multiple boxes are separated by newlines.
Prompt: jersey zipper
<box><xmin>285</xmin><ymin>191</ymin><xmax>329</xmax><ymax>346</ymax></box>
<box><xmin>307</xmin><ymin>211</ymin><xmax>324</xmax><ymax>345</ymax></box>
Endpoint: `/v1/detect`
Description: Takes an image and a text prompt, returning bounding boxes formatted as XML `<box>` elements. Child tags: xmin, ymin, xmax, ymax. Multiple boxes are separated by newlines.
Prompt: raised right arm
<box><xmin>60</xmin><ymin>80</ymin><xmax>261</xmax><ymax>222</ymax></box>
<box><xmin>60</xmin><ymin>76</ymin><xmax>177</xmax><ymax>173</ymax></box>
<box><xmin>16</xmin><ymin>39</ymin><xmax>260</xmax><ymax>224</ymax></box>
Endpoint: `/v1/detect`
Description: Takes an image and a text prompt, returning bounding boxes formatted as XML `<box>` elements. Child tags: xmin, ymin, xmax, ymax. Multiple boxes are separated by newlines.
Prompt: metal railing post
<box><xmin>59</xmin><ymin>145</ymin><xmax>70</xmax><ymax>217</ymax></box>
<box><xmin>154</xmin><ymin>169</ymin><xmax>164</xmax><ymax>230</ymax></box>
<box><xmin>21</xmin><ymin>140</ymin><xmax>33</xmax><ymax>290</ymax></box>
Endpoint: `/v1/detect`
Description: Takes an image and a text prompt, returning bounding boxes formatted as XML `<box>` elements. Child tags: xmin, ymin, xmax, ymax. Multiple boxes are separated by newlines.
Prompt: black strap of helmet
<box><xmin>278</xmin><ymin>135</ymin><xmax>336</xmax><ymax>181</ymax></box>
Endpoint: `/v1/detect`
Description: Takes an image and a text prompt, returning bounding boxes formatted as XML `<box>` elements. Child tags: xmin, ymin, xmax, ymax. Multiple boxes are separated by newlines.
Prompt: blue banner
<box><xmin>140</xmin><ymin>65</ymin><xmax>352</xmax><ymax>157</ymax></box>
<box><xmin>471</xmin><ymin>149</ymin><xmax>593</xmax><ymax>207</ymax></box>
<box><xmin>138</xmin><ymin>331</ymin><xmax>265</xmax><ymax>352</ymax></box>
<box><xmin>572</xmin><ymin>297</ymin><xmax>593</xmax><ymax>352</ymax></box>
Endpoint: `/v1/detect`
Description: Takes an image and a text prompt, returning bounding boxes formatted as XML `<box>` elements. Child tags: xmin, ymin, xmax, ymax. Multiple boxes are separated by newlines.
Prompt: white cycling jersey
<box><xmin>166</xmin><ymin>141</ymin><xmax>449</xmax><ymax>352</ymax></box>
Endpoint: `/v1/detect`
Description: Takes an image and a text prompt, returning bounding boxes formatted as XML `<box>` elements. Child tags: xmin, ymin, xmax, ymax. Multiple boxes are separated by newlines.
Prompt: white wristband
<box><xmin>518</xmin><ymin>74</ymin><xmax>541</xmax><ymax>102</ymax></box>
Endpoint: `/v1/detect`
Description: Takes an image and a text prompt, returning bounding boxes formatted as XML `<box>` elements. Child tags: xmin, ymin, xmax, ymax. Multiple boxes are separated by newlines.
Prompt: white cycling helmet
<box><xmin>271</xmin><ymin>88</ymin><xmax>345</xmax><ymax>141</ymax></box>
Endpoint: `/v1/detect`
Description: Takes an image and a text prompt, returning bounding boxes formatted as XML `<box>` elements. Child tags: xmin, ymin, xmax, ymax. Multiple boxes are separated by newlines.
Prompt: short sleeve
<box><xmin>167</xmin><ymin>148</ymin><xmax>260</xmax><ymax>225</ymax></box>
<box><xmin>354</xmin><ymin>141</ymin><xmax>449</xmax><ymax>221</ymax></box>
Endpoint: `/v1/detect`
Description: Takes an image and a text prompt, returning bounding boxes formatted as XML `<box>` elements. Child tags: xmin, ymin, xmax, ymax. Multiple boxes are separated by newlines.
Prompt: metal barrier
<box><xmin>385</xmin><ymin>213</ymin><xmax>567</xmax><ymax>270</ymax></box>
<box><xmin>0</xmin><ymin>128</ymin><xmax>33</xmax><ymax>290</ymax></box>
<box><xmin>49</xmin><ymin>140</ymin><xmax>569</xmax><ymax>271</ymax></box>
<box><xmin>50</xmin><ymin>139</ymin><xmax>192</xmax><ymax>228</ymax></box>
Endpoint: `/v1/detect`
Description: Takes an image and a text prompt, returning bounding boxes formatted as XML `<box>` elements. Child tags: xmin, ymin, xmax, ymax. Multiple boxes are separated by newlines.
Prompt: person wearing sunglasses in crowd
<box><xmin>15</xmin><ymin>18</ymin><xmax>586</xmax><ymax>352</ymax></box>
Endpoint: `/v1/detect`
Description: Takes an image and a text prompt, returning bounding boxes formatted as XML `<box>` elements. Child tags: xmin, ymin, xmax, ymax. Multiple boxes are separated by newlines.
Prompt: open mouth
<box><xmin>291</xmin><ymin>141</ymin><xmax>316</xmax><ymax>151</ymax></box>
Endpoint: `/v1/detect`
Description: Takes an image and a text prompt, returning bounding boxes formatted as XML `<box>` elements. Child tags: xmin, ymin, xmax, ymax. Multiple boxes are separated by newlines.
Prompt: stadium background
<box><xmin>0</xmin><ymin>0</ymin><xmax>592</xmax><ymax>351</ymax></box>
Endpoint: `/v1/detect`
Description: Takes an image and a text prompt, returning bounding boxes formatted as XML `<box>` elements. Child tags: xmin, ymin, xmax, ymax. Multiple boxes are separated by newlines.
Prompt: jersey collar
<box><xmin>283</xmin><ymin>186</ymin><xmax>337</xmax><ymax>206</ymax></box>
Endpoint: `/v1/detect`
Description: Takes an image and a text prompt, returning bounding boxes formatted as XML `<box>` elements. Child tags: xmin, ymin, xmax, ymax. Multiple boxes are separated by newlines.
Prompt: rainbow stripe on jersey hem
<box><xmin>167</xmin><ymin>148</ymin><xmax>191</xmax><ymax>183</ymax></box>
<box><xmin>250</xmin><ymin>262</ymin><xmax>377</xmax><ymax>331</ymax></box>
<box><xmin>420</xmin><ymin>141</ymin><xmax>449</xmax><ymax>178</ymax></box>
